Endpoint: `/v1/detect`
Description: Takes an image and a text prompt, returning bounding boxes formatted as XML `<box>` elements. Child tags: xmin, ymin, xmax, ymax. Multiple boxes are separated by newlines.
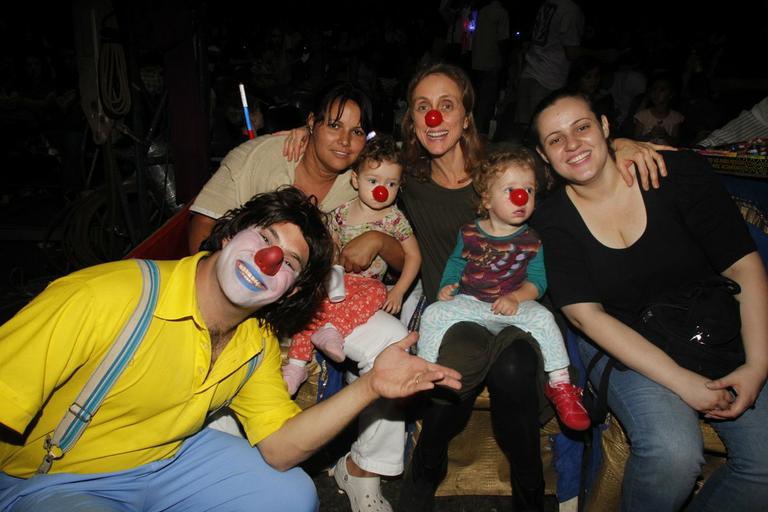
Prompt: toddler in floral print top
<box><xmin>282</xmin><ymin>134</ymin><xmax>421</xmax><ymax>394</ymax></box>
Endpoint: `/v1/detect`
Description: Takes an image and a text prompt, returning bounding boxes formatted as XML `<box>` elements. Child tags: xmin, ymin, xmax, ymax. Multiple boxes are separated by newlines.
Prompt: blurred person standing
<box><xmin>439</xmin><ymin>0</ymin><xmax>474</xmax><ymax>68</ymax></box>
<box><xmin>514</xmin><ymin>0</ymin><xmax>625</xmax><ymax>138</ymax></box>
<box><xmin>470</xmin><ymin>0</ymin><xmax>509</xmax><ymax>137</ymax></box>
<box><xmin>514</xmin><ymin>0</ymin><xmax>584</xmax><ymax>132</ymax></box>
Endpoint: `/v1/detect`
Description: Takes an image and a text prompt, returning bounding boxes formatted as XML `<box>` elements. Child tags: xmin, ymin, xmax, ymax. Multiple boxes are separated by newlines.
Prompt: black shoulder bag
<box><xmin>584</xmin><ymin>275</ymin><xmax>745</xmax><ymax>426</ymax></box>
<box><xmin>634</xmin><ymin>275</ymin><xmax>745</xmax><ymax>380</ymax></box>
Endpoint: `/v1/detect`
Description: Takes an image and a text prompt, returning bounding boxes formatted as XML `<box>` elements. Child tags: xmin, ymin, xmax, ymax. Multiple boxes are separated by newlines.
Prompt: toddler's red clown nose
<box><xmin>254</xmin><ymin>246</ymin><xmax>283</xmax><ymax>276</ymax></box>
<box><xmin>425</xmin><ymin>109</ymin><xmax>442</xmax><ymax>127</ymax></box>
<box><xmin>509</xmin><ymin>188</ymin><xmax>529</xmax><ymax>206</ymax></box>
<box><xmin>372</xmin><ymin>185</ymin><xmax>389</xmax><ymax>203</ymax></box>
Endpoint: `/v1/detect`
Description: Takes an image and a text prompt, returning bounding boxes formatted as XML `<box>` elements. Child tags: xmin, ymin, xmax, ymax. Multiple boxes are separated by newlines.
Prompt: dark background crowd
<box><xmin>0</xmin><ymin>0</ymin><xmax>767</xmax><ymax>320</ymax></box>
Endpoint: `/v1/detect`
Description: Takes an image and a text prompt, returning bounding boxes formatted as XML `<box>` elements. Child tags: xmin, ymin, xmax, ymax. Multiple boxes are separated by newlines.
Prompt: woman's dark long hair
<box><xmin>201</xmin><ymin>187</ymin><xmax>334</xmax><ymax>338</ymax></box>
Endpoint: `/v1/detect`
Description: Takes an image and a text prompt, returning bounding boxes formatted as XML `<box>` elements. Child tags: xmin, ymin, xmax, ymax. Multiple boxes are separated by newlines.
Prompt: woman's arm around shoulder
<box><xmin>612</xmin><ymin>138</ymin><xmax>675</xmax><ymax>190</ymax></box>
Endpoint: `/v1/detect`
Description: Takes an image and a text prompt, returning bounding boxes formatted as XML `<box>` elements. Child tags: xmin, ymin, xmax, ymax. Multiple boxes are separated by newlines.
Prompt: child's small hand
<box><xmin>492</xmin><ymin>294</ymin><xmax>519</xmax><ymax>315</ymax></box>
<box><xmin>383</xmin><ymin>290</ymin><xmax>404</xmax><ymax>314</ymax></box>
<box><xmin>438</xmin><ymin>283</ymin><xmax>459</xmax><ymax>301</ymax></box>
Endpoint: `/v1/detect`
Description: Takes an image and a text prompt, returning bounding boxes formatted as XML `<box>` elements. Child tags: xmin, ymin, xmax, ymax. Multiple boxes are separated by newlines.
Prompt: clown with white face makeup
<box><xmin>215</xmin><ymin>223</ymin><xmax>305</xmax><ymax>313</ymax></box>
<box><xmin>0</xmin><ymin>187</ymin><xmax>462</xmax><ymax>512</ymax></box>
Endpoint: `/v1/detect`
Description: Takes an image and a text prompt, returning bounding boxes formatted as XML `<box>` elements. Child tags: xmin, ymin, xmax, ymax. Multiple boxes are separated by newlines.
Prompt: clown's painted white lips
<box><xmin>236</xmin><ymin>260</ymin><xmax>265</xmax><ymax>290</ymax></box>
<box><xmin>567</xmin><ymin>151</ymin><xmax>590</xmax><ymax>165</ymax></box>
<box><xmin>427</xmin><ymin>130</ymin><xmax>449</xmax><ymax>139</ymax></box>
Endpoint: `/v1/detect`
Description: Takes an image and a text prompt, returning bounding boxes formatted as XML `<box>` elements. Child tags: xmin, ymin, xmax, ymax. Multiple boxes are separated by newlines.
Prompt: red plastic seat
<box><xmin>125</xmin><ymin>203</ymin><xmax>192</xmax><ymax>260</ymax></box>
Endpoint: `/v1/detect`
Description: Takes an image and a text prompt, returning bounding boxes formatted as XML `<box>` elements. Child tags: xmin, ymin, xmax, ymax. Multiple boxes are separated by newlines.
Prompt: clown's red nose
<box><xmin>425</xmin><ymin>109</ymin><xmax>442</xmax><ymax>127</ymax></box>
<box><xmin>254</xmin><ymin>246</ymin><xmax>283</xmax><ymax>276</ymax></box>
<box><xmin>372</xmin><ymin>185</ymin><xmax>389</xmax><ymax>203</ymax></box>
<box><xmin>509</xmin><ymin>188</ymin><xmax>529</xmax><ymax>206</ymax></box>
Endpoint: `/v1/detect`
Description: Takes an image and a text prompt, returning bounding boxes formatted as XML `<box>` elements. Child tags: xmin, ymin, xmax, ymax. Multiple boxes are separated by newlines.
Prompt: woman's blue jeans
<box><xmin>579</xmin><ymin>338</ymin><xmax>768</xmax><ymax>511</ymax></box>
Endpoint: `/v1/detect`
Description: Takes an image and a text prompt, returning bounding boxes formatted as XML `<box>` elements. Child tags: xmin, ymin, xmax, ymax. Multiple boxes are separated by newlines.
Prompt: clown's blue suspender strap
<box><xmin>210</xmin><ymin>352</ymin><xmax>262</xmax><ymax>416</ymax></box>
<box><xmin>37</xmin><ymin>259</ymin><xmax>160</xmax><ymax>474</ymax></box>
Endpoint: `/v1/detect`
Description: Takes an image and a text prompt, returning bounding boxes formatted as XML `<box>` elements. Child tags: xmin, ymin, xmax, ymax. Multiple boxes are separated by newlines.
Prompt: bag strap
<box><xmin>584</xmin><ymin>350</ymin><xmax>616</xmax><ymax>425</ymax></box>
<box><xmin>576</xmin><ymin>349</ymin><xmax>618</xmax><ymax>510</ymax></box>
<box><xmin>407</xmin><ymin>295</ymin><xmax>428</xmax><ymax>333</ymax></box>
<box><xmin>38</xmin><ymin>259</ymin><xmax>160</xmax><ymax>474</ymax></box>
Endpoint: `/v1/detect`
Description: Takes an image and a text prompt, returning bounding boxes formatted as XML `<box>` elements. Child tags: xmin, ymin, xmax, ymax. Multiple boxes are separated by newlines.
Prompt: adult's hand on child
<box><xmin>277</xmin><ymin>126</ymin><xmax>309</xmax><ymax>162</ymax></box>
<box><xmin>339</xmin><ymin>231</ymin><xmax>383</xmax><ymax>274</ymax></box>
<box><xmin>438</xmin><ymin>283</ymin><xmax>459</xmax><ymax>301</ymax></box>
<box><xmin>492</xmin><ymin>293</ymin><xmax>519</xmax><ymax>315</ymax></box>
<box><xmin>367</xmin><ymin>333</ymin><xmax>462</xmax><ymax>398</ymax></box>
<box><xmin>704</xmin><ymin>364</ymin><xmax>767</xmax><ymax>420</ymax></box>
<box><xmin>613</xmin><ymin>138</ymin><xmax>675</xmax><ymax>190</ymax></box>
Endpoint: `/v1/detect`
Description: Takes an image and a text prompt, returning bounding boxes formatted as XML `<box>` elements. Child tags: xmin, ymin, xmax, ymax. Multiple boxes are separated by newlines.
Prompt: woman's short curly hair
<box><xmin>200</xmin><ymin>187</ymin><xmax>334</xmax><ymax>338</ymax></box>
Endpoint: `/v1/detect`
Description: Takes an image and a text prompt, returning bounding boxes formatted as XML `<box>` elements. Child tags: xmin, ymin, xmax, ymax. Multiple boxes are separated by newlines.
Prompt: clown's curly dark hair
<box><xmin>200</xmin><ymin>187</ymin><xmax>334</xmax><ymax>338</ymax></box>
